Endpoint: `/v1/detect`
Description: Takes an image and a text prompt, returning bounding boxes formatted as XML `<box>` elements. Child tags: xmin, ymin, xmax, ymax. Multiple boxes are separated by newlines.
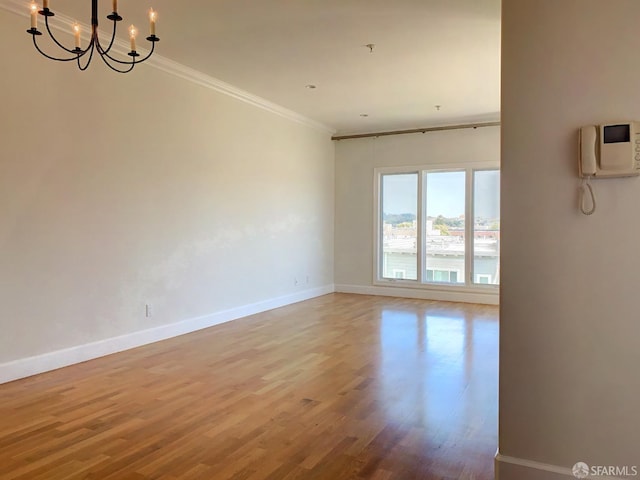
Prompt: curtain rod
<box><xmin>331</xmin><ymin>121</ymin><xmax>500</xmax><ymax>141</ymax></box>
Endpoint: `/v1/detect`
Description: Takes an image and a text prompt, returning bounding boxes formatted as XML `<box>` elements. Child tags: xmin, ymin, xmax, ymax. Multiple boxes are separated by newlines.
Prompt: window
<box><xmin>375</xmin><ymin>165</ymin><xmax>499</xmax><ymax>289</ymax></box>
<box><xmin>473</xmin><ymin>170</ymin><xmax>500</xmax><ymax>285</ymax></box>
<box><xmin>381</xmin><ymin>173</ymin><xmax>418</xmax><ymax>280</ymax></box>
<box><xmin>425</xmin><ymin>171</ymin><xmax>466</xmax><ymax>285</ymax></box>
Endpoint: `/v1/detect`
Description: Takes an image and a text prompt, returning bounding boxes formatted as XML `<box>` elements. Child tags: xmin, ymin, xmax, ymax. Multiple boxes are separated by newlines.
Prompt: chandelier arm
<box><xmin>97</xmin><ymin>49</ymin><xmax>137</xmax><ymax>73</ymax></box>
<box><xmin>98</xmin><ymin>51</ymin><xmax>135</xmax><ymax>65</ymax></box>
<box><xmin>98</xmin><ymin>18</ymin><xmax>118</xmax><ymax>55</ymax></box>
<box><xmin>133</xmin><ymin>41</ymin><xmax>156</xmax><ymax>64</ymax></box>
<box><xmin>44</xmin><ymin>14</ymin><xmax>84</xmax><ymax>55</ymax></box>
<box><xmin>99</xmin><ymin>48</ymin><xmax>140</xmax><ymax>65</ymax></box>
<box><xmin>101</xmin><ymin>58</ymin><xmax>136</xmax><ymax>74</ymax></box>
<box><xmin>94</xmin><ymin>27</ymin><xmax>116</xmax><ymax>58</ymax></box>
<box><xmin>97</xmin><ymin>36</ymin><xmax>157</xmax><ymax>66</ymax></box>
<box><xmin>77</xmin><ymin>41</ymin><xmax>96</xmax><ymax>71</ymax></box>
<box><xmin>32</xmin><ymin>34</ymin><xmax>82</xmax><ymax>62</ymax></box>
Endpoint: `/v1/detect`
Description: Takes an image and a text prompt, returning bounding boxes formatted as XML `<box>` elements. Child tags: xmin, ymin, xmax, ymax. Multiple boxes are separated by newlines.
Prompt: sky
<box><xmin>382</xmin><ymin>170</ymin><xmax>500</xmax><ymax>219</ymax></box>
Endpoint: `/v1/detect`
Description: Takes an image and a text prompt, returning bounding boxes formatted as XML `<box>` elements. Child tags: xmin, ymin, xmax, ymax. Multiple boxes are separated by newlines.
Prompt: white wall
<box><xmin>334</xmin><ymin>126</ymin><xmax>500</xmax><ymax>303</ymax></box>
<box><xmin>499</xmin><ymin>1</ymin><xmax>640</xmax><ymax>478</ymax></box>
<box><xmin>0</xmin><ymin>12</ymin><xmax>334</xmax><ymax>380</ymax></box>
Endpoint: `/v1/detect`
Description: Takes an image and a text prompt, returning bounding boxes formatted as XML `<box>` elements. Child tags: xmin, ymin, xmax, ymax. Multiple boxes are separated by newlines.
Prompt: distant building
<box><xmin>382</xmin><ymin>220</ymin><xmax>499</xmax><ymax>284</ymax></box>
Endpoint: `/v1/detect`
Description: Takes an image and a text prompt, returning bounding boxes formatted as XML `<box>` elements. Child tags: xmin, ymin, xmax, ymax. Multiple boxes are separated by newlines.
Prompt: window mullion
<box><xmin>465</xmin><ymin>168</ymin><xmax>474</xmax><ymax>286</ymax></box>
<box><xmin>418</xmin><ymin>171</ymin><xmax>425</xmax><ymax>283</ymax></box>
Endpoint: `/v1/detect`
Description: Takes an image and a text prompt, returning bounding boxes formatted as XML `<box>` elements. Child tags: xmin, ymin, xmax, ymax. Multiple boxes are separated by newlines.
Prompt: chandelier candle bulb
<box><xmin>29</xmin><ymin>2</ymin><xmax>37</xmax><ymax>29</ymax></box>
<box><xmin>43</xmin><ymin>0</ymin><xmax>48</xmax><ymax>9</ymax></box>
<box><xmin>112</xmin><ymin>0</ymin><xmax>117</xmax><ymax>13</ymax></box>
<box><xmin>72</xmin><ymin>23</ymin><xmax>81</xmax><ymax>48</ymax></box>
<box><xmin>129</xmin><ymin>25</ymin><xmax>137</xmax><ymax>51</ymax></box>
<box><xmin>149</xmin><ymin>8</ymin><xmax>156</xmax><ymax>36</ymax></box>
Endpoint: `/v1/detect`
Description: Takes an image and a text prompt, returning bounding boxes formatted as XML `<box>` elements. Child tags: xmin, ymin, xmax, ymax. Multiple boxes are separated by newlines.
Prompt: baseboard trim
<box><xmin>0</xmin><ymin>284</ymin><xmax>335</xmax><ymax>385</ymax></box>
<box><xmin>335</xmin><ymin>284</ymin><xmax>499</xmax><ymax>305</ymax></box>
<box><xmin>496</xmin><ymin>454</ymin><xmax>574</xmax><ymax>479</ymax></box>
<box><xmin>495</xmin><ymin>454</ymin><xmax>625</xmax><ymax>480</ymax></box>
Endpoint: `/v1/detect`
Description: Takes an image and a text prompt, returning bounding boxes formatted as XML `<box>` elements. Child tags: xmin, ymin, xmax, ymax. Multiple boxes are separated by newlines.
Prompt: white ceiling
<box><xmin>16</xmin><ymin>0</ymin><xmax>503</xmax><ymax>134</ymax></box>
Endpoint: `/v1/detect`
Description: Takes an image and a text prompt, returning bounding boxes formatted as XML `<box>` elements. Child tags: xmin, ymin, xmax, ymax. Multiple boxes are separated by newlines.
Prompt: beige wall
<box><xmin>0</xmin><ymin>13</ymin><xmax>334</xmax><ymax>366</ymax></box>
<box><xmin>499</xmin><ymin>1</ymin><xmax>640</xmax><ymax>477</ymax></box>
<box><xmin>334</xmin><ymin>127</ymin><xmax>500</xmax><ymax>299</ymax></box>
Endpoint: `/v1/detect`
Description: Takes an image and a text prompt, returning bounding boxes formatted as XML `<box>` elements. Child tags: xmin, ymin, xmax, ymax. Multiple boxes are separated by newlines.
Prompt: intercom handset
<box><xmin>578</xmin><ymin>122</ymin><xmax>640</xmax><ymax>215</ymax></box>
<box><xmin>579</xmin><ymin>122</ymin><xmax>640</xmax><ymax>178</ymax></box>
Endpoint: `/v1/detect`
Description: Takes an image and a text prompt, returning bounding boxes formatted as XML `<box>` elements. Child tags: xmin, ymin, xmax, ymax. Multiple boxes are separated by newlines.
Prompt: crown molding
<box><xmin>0</xmin><ymin>0</ymin><xmax>335</xmax><ymax>134</ymax></box>
<box><xmin>146</xmin><ymin>55</ymin><xmax>335</xmax><ymax>134</ymax></box>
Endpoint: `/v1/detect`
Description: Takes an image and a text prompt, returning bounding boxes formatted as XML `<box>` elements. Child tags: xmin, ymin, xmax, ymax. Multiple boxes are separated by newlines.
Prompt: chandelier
<box><xmin>26</xmin><ymin>0</ymin><xmax>159</xmax><ymax>73</ymax></box>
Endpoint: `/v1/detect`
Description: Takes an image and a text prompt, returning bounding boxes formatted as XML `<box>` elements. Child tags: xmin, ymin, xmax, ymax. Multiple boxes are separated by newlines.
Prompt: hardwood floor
<box><xmin>0</xmin><ymin>293</ymin><xmax>498</xmax><ymax>480</ymax></box>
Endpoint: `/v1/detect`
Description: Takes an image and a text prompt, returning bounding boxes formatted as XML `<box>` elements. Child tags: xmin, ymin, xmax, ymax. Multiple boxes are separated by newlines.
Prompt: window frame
<box><xmin>373</xmin><ymin>162</ymin><xmax>499</xmax><ymax>293</ymax></box>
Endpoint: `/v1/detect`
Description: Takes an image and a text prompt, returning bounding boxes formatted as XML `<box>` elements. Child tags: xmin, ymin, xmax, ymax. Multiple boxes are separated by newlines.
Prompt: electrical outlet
<box><xmin>294</xmin><ymin>277</ymin><xmax>299</xmax><ymax>286</ymax></box>
<box><xmin>145</xmin><ymin>304</ymin><xmax>152</xmax><ymax>318</ymax></box>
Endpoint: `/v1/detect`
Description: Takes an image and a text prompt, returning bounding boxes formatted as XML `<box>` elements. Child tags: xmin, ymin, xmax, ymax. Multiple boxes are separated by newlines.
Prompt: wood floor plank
<box><xmin>0</xmin><ymin>293</ymin><xmax>498</xmax><ymax>479</ymax></box>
